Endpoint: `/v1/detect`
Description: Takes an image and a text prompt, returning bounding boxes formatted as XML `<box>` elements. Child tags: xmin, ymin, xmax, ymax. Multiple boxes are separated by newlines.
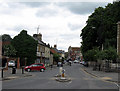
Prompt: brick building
<box><xmin>68</xmin><ymin>46</ymin><xmax>82</xmax><ymax>61</ymax></box>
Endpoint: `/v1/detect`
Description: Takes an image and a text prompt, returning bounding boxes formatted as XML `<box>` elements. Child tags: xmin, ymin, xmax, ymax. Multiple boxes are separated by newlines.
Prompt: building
<box><xmin>52</xmin><ymin>45</ymin><xmax>65</xmax><ymax>58</ymax></box>
<box><xmin>58</xmin><ymin>50</ymin><xmax>65</xmax><ymax>58</ymax></box>
<box><xmin>45</xmin><ymin>44</ymin><xmax>50</xmax><ymax>66</ymax></box>
<box><xmin>33</xmin><ymin>33</ymin><xmax>53</xmax><ymax>66</ymax></box>
<box><xmin>33</xmin><ymin>33</ymin><xmax>45</xmax><ymax>64</ymax></box>
<box><xmin>50</xmin><ymin>45</ymin><xmax>65</xmax><ymax>64</ymax></box>
<box><xmin>50</xmin><ymin>52</ymin><xmax>53</xmax><ymax>65</ymax></box>
<box><xmin>68</xmin><ymin>46</ymin><xmax>82</xmax><ymax>61</ymax></box>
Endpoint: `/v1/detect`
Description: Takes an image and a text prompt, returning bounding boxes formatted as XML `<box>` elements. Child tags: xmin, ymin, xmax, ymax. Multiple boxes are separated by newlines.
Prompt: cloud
<box><xmin>35</xmin><ymin>4</ymin><xmax>58</xmax><ymax>17</ymax></box>
<box><xmin>68</xmin><ymin>23</ymin><xmax>81</xmax><ymax>31</ymax></box>
<box><xmin>0</xmin><ymin>2</ymin><xmax>110</xmax><ymax>51</ymax></box>
<box><xmin>56</xmin><ymin>2</ymin><xmax>109</xmax><ymax>15</ymax></box>
<box><xmin>21</xmin><ymin>2</ymin><xmax>50</xmax><ymax>8</ymax></box>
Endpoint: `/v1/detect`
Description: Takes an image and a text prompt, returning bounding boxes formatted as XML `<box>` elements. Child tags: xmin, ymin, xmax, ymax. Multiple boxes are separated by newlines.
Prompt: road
<box><xmin>2</xmin><ymin>64</ymin><xmax>118</xmax><ymax>90</ymax></box>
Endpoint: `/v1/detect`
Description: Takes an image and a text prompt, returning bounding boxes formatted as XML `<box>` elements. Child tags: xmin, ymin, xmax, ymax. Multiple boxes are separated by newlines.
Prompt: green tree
<box><xmin>97</xmin><ymin>50</ymin><xmax>106</xmax><ymax>60</ymax></box>
<box><xmin>80</xmin><ymin>2</ymin><xmax>120</xmax><ymax>61</ymax></box>
<box><xmin>12</xmin><ymin>30</ymin><xmax>38</xmax><ymax>66</ymax></box>
<box><xmin>1</xmin><ymin>34</ymin><xmax>17</xmax><ymax>57</ymax></box>
<box><xmin>1</xmin><ymin>34</ymin><xmax>12</xmax><ymax>42</ymax></box>
<box><xmin>104</xmin><ymin>47</ymin><xmax>117</xmax><ymax>62</ymax></box>
<box><xmin>53</xmin><ymin>53</ymin><xmax>60</xmax><ymax>63</ymax></box>
<box><xmin>2</xmin><ymin>44</ymin><xmax>16</xmax><ymax>57</ymax></box>
<box><xmin>84</xmin><ymin>48</ymin><xmax>98</xmax><ymax>62</ymax></box>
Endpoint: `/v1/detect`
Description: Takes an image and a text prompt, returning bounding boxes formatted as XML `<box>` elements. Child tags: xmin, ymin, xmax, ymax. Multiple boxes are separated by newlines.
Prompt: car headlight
<box><xmin>25</xmin><ymin>66</ymin><xmax>28</xmax><ymax>68</ymax></box>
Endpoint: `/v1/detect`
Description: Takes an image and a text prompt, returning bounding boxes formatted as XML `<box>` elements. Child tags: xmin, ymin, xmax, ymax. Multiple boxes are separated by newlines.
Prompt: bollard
<box><xmin>59</xmin><ymin>67</ymin><xmax>63</xmax><ymax>76</ymax></box>
<box><xmin>62</xmin><ymin>69</ymin><xmax>65</xmax><ymax>77</ymax></box>
<box><xmin>50</xmin><ymin>64</ymin><xmax>53</xmax><ymax>70</ymax></box>
<box><xmin>12</xmin><ymin>67</ymin><xmax>16</xmax><ymax>74</ymax></box>
<box><xmin>1</xmin><ymin>68</ymin><xmax>3</xmax><ymax>78</ymax></box>
<box><xmin>22</xmin><ymin>67</ymin><xmax>24</xmax><ymax>74</ymax></box>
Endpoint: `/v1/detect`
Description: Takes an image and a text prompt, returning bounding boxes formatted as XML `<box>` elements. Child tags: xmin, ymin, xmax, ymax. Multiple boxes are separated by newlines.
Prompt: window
<box><xmin>31</xmin><ymin>64</ymin><xmax>37</xmax><ymax>67</ymax></box>
<box><xmin>37</xmin><ymin>64</ymin><xmax>43</xmax><ymax>66</ymax></box>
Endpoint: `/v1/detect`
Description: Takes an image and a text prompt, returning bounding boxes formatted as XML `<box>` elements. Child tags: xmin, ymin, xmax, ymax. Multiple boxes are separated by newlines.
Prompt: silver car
<box><xmin>8</xmin><ymin>60</ymin><xmax>15</xmax><ymax>67</ymax></box>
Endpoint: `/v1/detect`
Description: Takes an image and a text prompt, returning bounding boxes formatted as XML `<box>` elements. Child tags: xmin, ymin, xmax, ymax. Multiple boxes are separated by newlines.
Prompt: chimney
<box><xmin>33</xmin><ymin>33</ymin><xmax>42</xmax><ymax>41</ymax></box>
<box><xmin>54</xmin><ymin>45</ymin><xmax>57</xmax><ymax>49</ymax></box>
<box><xmin>117</xmin><ymin>21</ymin><xmax>120</xmax><ymax>57</ymax></box>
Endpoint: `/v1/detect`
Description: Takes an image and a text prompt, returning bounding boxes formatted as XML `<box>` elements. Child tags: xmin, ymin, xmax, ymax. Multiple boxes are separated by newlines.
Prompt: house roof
<box><xmin>69</xmin><ymin>46</ymin><xmax>80</xmax><ymax>52</ymax></box>
<box><xmin>50</xmin><ymin>49</ymin><xmax>57</xmax><ymax>54</ymax></box>
<box><xmin>71</xmin><ymin>47</ymin><xmax>80</xmax><ymax>51</ymax></box>
<box><xmin>33</xmin><ymin>37</ymin><xmax>45</xmax><ymax>46</ymax></box>
<box><xmin>50</xmin><ymin>48</ymin><xmax>65</xmax><ymax>54</ymax></box>
<box><xmin>33</xmin><ymin>37</ymin><xmax>50</xmax><ymax>48</ymax></box>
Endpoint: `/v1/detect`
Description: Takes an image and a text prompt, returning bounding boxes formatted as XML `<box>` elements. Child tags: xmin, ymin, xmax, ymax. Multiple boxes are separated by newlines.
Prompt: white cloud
<box><xmin>0</xmin><ymin>2</ymin><xmax>110</xmax><ymax>51</ymax></box>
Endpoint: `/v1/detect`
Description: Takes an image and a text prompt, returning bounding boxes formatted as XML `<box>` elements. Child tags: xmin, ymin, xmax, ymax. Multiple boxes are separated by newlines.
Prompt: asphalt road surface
<box><xmin>2</xmin><ymin>64</ymin><xmax>118</xmax><ymax>90</ymax></box>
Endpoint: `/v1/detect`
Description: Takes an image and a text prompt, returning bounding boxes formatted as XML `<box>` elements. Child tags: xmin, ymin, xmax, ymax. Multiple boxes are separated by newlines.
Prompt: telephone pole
<box><xmin>117</xmin><ymin>22</ymin><xmax>120</xmax><ymax>57</ymax></box>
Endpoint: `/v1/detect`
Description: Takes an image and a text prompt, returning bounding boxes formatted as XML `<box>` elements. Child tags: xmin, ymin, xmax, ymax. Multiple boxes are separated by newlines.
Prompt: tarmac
<box><xmin>0</xmin><ymin>64</ymin><xmax>119</xmax><ymax>84</ymax></box>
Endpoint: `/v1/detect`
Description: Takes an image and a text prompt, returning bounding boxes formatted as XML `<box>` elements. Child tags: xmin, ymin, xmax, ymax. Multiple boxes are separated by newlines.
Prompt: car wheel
<box><xmin>40</xmin><ymin>68</ymin><xmax>44</xmax><ymax>72</ymax></box>
<box><xmin>27</xmin><ymin>68</ymin><xmax>31</xmax><ymax>72</ymax></box>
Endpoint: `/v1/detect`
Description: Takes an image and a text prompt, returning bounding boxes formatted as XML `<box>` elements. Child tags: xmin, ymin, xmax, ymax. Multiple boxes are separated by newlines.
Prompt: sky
<box><xmin>0</xmin><ymin>0</ymin><xmax>113</xmax><ymax>52</ymax></box>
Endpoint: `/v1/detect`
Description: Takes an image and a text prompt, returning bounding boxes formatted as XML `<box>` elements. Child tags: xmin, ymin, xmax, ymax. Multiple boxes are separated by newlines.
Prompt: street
<box><xmin>2</xmin><ymin>64</ymin><xmax>118</xmax><ymax>90</ymax></box>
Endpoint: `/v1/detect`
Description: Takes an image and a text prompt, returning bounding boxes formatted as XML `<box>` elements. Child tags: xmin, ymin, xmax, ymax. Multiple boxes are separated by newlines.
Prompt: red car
<box><xmin>24</xmin><ymin>63</ymin><xmax>46</xmax><ymax>72</ymax></box>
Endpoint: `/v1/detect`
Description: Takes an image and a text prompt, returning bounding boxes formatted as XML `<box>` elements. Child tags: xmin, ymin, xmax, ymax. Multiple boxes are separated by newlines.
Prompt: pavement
<box><xmin>81</xmin><ymin>64</ymin><xmax>119</xmax><ymax>84</ymax></box>
<box><xmin>1</xmin><ymin>67</ymin><xmax>32</xmax><ymax>81</ymax></box>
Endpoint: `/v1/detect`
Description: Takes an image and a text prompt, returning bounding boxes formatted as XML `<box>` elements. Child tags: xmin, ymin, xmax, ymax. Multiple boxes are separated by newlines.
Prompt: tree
<box><xmin>12</xmin><ymin>30</ymin><xmax>38</xmax><ymax>66</ymax></box>
<box><xmin>103</xmin><ymin>47</ymin><xmax>117</xmax><ymax>62</ymax></box>
<box><xmin>53</xmin><ymin>53</ymin><xmax>60</xmax><ymax>63</ymax></box>
<box><xmin>2</xmin><ymin>44</ymin><xmax>16</xmax><ymax>57</ymax></box>
<box><xmin>1</xmin><ymin>34</ymin><xmax>17</xmax><ymax>57</ymax></box>
<box><xmin>1</xmin><ymin>34</ymin><xmax>12</xmax><ymax>42</ymax></box>
<box><xmin>80</xmin><ymin>2</ymin><xmax>120</xmax><ymax>61</ymax></box>
<box><xmin>83</xmin><ymin>48</ymin><xmax>98</xmax><ymax>62</ymax></box>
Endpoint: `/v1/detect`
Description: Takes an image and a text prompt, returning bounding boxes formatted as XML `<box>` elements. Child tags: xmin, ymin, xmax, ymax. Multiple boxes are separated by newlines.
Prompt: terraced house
<box><xmin>33</xmin><ymin>33</ymin><xmax>53</xmax><ymax>66</ymax></box>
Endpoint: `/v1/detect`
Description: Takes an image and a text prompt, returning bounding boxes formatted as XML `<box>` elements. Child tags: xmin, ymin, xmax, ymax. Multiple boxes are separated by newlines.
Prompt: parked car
<box><xmin>57</xmin><ymin>62</ymin><xmax>63</xmax><ymax>67</ymax></box>
<box><xmin>80</xmin><ymin>61</ymin><xmax>84</xmax><ymax>64</ymax></box>
<box><xmin>80</xmin><ymin>61</ymin><xmax>83</xmax><ymax>64</ymax></box>
<box><xmin>24</xmin><ymin>63</ymin><xmax>46</xmax><ymax>72</ymax></box>
<box><xmin>69</xmin><ymin>61</ymin><xmax>72</xmax><ymax>64</ymax></box>
<box><xmin>74</xmin><ymin>60</ymin><xmax>79</xmax><ymax>63</ymax></box>
<box><xmin>8</xmin><ymin>60</ymin><xmax>15</xmax><ymax>67</ymax></box>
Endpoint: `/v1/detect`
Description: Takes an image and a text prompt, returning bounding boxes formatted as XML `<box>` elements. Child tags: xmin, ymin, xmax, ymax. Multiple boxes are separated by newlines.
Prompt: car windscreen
<box><xmin>37</xmin><ymin>64</ymin><xmax>43</xmax><ymax>66</ymax></box>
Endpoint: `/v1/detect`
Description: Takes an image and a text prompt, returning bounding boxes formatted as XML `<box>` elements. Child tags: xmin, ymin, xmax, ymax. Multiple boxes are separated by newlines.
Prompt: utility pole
<box><xmin>116</xmin><ymin>22</ymin><xmax>120</xmax><ymax>91</ymax></box>
<box><xmin>117</xmin><ymin>22</ymin><xmax>120</xmax><ymax>57</ymax></box>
